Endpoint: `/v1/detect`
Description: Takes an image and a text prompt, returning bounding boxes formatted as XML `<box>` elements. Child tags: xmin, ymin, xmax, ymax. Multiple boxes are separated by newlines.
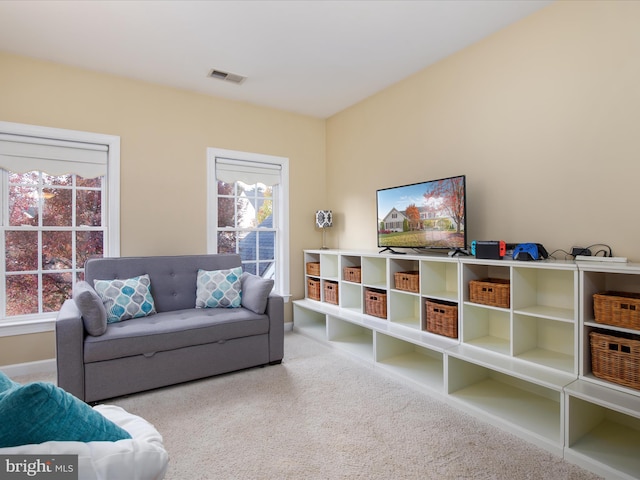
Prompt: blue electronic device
<box><xmin>512</xmin><ymin>243</ymin><xmax>549</xmax><ymax>261</ymax></box>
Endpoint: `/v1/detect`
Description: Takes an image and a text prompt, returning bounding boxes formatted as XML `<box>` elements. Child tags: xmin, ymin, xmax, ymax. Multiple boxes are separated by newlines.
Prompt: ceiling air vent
<box><xmin>208</xmin><ymin>69</ymin><xmax>246</xmax><ymax>85</ymax></box>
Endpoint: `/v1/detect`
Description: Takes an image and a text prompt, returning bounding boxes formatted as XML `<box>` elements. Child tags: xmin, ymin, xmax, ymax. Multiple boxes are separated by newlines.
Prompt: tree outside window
<box><xmin>3</xmin><ymin>171</ymin><xmax>104</xmax><ymax>317</ymax></box>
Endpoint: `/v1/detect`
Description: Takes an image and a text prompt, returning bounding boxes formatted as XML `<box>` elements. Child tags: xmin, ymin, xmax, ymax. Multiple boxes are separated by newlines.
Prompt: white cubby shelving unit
<box><xmin>293</xmin><ymin>250</ymin><xmax>640</xmax><ymax>479</ymax></box>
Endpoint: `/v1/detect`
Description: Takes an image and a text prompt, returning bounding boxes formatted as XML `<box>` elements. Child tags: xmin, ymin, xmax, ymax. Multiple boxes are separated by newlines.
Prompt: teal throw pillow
<box><xmin>93</xmin><ymin>274</ymin><xmax>157</xmax><ymax>324</ymax></box>
<box><xmin>0</xmin><ymin>381</ymin><xmax>131</xmax><ymax>448</ymax></box>
<box><xmin>0</xmin><ymin>371</ymin><xmax>17</xmax><ymax>393</ymax></box>
<box><xmin>195</xmin><ymin>267</ymin><xmax>243</xmax><ymax>308</ymax></box>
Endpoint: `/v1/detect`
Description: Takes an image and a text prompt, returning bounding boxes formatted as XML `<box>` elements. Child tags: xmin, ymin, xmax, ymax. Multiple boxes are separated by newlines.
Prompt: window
<box><xmin>207</xmin><ymin>148</ymin><xmax>289</xmax><ymax>299</ymax></box>
<box><xmin>0</xmin><ymin>122</ymin><xmax>120</xmax><ymax>328</ymax></box>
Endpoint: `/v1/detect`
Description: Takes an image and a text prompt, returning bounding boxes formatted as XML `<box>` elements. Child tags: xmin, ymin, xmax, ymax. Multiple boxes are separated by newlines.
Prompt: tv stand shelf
<box><xmin>294</xmin><ymin>249</ymin><xmax>640</xmax><ymax>479</ymax></box>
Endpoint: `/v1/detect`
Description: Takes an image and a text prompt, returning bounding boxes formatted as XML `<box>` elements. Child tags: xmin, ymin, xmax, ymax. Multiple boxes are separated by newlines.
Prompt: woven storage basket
<box><xmin>469</xmin><ymin>278</ymin><xmax>510</xmax><ymax>308</ymax></box>
<box><xmin>394</xmin><ymin>271</ymin><xmax>420</xmax><ymax>293</ymax></box>
<box><xmin>590</xmin><ymin>331</ymin><xmax>640</xmax><ymax>390</ymax></box>
<box><xmin>425</xmin><ymin>299</ymin><xmax>458</xmax><ymax>338</ymax></box>
<box><xmin>306</xmin><ymin>262</ymin><xmax>320</xmax><ymax>276</ymax></box>
<box><xmin>307</xmin><ymin>278</ymin><xmax>321</xmax><ymax>301</ymax></box>
<box><xmin>324</xmin><ymin>281</ymin><xmax>339</xmax><ymax>305</ymax></box>
<box><xmin>593</xmin><ymin>291</ymin><xmax>640</xmax><ymax>330</ymax></box>
<box><xmin>343</xmin><ymin>266</ymin><xmax>362</xmax><ymax>283</ymax></box>
<box><xmin>365</xmin><ymin>289</ymin><xmax>387</xmax><ymax>319</ymax></box>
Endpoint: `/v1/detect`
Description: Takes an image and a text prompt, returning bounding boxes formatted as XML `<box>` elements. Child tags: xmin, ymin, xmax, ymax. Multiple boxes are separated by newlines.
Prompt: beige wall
<box><xmin>0</xmin><ymin>52</ymin><xmax>326</xmax><ymax>366</ymax></box>
<box><xmin>326</xmin><ymin>1</ymin><xmax>640</xmax><ymax>260</ymax></box>
<box><xmin>0</xmin><ymin>333</ymin><xmax>55</xmax><ymax>367</ymax></box>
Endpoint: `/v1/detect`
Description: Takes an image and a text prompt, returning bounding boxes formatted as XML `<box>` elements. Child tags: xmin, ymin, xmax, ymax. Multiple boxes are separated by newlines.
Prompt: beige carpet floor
<box><xmin>16</xmin><ymin>332</ymin><xmax>602</xmax><ymax>479</ymax></box>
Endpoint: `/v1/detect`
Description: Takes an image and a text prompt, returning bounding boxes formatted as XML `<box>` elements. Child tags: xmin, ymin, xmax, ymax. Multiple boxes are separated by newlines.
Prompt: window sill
<box><xmin>0</xmin><ymin>317</ymin><xmax>56</xmax><ymax>337</ymax></box>
<box><xmin>274</xmin><ymin>292</ymin><xmax>292</xmax><ymax>302</ymax></box>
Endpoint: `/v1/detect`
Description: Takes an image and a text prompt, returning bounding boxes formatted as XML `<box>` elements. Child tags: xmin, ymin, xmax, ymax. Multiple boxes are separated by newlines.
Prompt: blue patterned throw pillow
<box><xmin>93</xmin><ymin>274</ymin><xmax>157</xmax><ymax>323</ymax></box>
<box><xmin>196</xmin><ymin>267</ymin><xmax>242</xmax><ymax>308</ymax></box>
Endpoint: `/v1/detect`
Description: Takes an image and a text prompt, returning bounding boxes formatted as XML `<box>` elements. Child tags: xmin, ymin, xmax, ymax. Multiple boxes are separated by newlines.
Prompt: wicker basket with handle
<box><xmin>590</xmin><ymin>330</ymin><xmax>640</xmax><ymax>390</ymax></box>
<box><xmin>394</xmin><ymin>271</ymin><xmax>420</xmax><ymax>293</ymax></box>
<box><xmin>324</xmin><ymin>281</ymin><xmax>339</xmax><ymax>305</ymax></box>
<box><xmin>306</xmin><ymin>262</ymin><xmax>320</xmax><ymax>276</ymax></box>
<box><xmin>469</xmin><ymin>278</ymin><xmax>510</xmax><ymax>308</ymax></box>
<box><xmin>307</xmin><ymin>278</ymin><xmax>321</xmax><ymax>301</ymax></box>
<box><xmin>365</xmin><ymin>289</ymin><xmax>387</xmax><ymax>319</ymax></box>
<box><xmin>425</xmin><ymin>299</ymin><xmax>458</xmax><ymax>338</ymax></box>
<box><xmin>343</xmin><ymin>266</ymin><xmax>362</xmax><ymax>283</ymax></box>
<box><xmin>593</xmin><ymin>291</ymin><xmax>640</xmax><ymax>330</ymax></box>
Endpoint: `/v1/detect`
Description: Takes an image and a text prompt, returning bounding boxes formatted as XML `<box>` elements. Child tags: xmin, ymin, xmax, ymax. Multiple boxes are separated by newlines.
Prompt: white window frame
<box><xmin>206</xmin><ymin>147</ymin><xmax>290</xmax><ymax>301</ymax></box>
<box><xmin>0</xmin><ymin>121</ymin><xmax>120</xmax><ymax>336</ymax></box>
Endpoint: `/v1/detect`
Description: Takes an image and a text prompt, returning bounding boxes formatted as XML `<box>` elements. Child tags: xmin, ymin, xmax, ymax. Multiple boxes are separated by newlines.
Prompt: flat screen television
<box><xmin>376</xmin><ymin>174</ymin><xmax>467</xmax><ymax>253</ymax></box>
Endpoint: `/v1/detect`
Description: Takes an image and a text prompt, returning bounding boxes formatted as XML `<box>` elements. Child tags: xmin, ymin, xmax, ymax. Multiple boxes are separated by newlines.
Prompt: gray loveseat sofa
<box><xmin>55</xmin><ymin>254</ymin><xmax>284</xmax><ymax>403</ymax></box>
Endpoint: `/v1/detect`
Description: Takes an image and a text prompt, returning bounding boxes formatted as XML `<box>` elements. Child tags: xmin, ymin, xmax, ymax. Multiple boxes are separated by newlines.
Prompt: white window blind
<box><xmin>0</xmin><ymin>133</ymin><xmax>108</xmax><ymax>178</ymax></box>
<box><xmin>215</xmin><ymin>157</ymin><xmax>281</xmax><ymax>186</ymax></box>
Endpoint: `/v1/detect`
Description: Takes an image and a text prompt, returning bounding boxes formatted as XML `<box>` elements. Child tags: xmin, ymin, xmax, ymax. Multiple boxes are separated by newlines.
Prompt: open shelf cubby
<box><xmin>327</xmin><ymin>316</ymin><xmax>374</xmax><ymax>362</ymax></box>
<box><xmin>320</xmin><ymin>252</ymin><xmax>339</xmax><ymax>280</ymax></box>
<box><xmin>375</xmin><ymin>332</ymin><xmax>444</xmax><ymax>393</ymax></box>
<box><xmin>388</xmin><ymin>290</ymin><xmax>421</xmax><ymax>330</ymax></box>
<box><xmin>565</xmin><ymin>380</ymin><xmax>640</xmax><ymax>480</ymax></box>
<box><xmin>513</xmin><ymin>313</ymin><xmax>576</xmax><ymax>374</ymax></box>
<box><xmin>339</xmin><ymin>281</ymin><xmax>362</xmax><ymax>313</ymax></box>
<box><xmin>420</xmin><ymin>258</ymin><xmax>459</xmax><ymax>302</ymax></box>
<box><xmin>512</xmin><ymin>265</ymin><xmax>577</xmax><ymax>322</ymax></box>
<box><xmin>293</xmin><ymin>302</ymin><xmax>326</xmax><ymax>341</ymax></box>
<box><xmin>461</xmin><ymin>302</ymin><xmax>510</xmax><ymax>356</ymax></box>
<box><xmin>447</xmin><ymin>354</ymin><xmax>564</xmax><ymax>454</ymax></box>
<box><xmin>361</xmin><ymin>255</ymin><xmax>387</xmax><ymax>289</ymax></box>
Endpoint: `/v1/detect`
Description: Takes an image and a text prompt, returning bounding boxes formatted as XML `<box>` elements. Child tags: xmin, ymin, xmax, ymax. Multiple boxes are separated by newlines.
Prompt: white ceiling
<box><xmin>0</xmin><ymin>0</ymin><xmax>554</xmax><ymax>119</ymax></box>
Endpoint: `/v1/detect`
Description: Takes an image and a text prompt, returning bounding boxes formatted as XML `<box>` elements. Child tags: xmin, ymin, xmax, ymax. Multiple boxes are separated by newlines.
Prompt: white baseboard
<box><xmin>284</xmin><ymin>321</ymin><xmax>293</xmax><ymax>332</ymax></box>
<box><xmin>1</xmin><ymin>358</ymin><xmax>56</xmax><ymax>378</ymax></box>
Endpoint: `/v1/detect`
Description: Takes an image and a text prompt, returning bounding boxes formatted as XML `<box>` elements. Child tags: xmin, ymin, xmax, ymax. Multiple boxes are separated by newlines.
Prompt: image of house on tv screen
<box><xmin>377</xmin><ymin>175</ymin><xmax>466</xmax><ymax>249</ymax></box>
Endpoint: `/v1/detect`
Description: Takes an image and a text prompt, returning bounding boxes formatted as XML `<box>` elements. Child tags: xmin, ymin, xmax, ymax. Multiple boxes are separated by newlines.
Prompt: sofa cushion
<box><xmin>74</xmin><ymin>281</ymin><xmax>108</xmax><ymax>336</ymax></box>
<box><xmin>241</xmin><ymin>272</ymin><xmax>274</xmax><ymax>314</ymax></box>
<box><xmin>83</xmin><ymin>307</ymin><xmax>269</xmax><ymax>363</ymax></box>
<box><xmin>94</xmin><ymin>274</ymin><xmax>157</xmax><ymax>324</ymax></box>
<box><xmin>0</xmin><ymin>381</ymin><xmax>131</xmax><ymax>448</ymax></box>
<box><xmin>195</xmin><ymin>267</ymin><xmax>242</xmax><ymax>308</ymax></box>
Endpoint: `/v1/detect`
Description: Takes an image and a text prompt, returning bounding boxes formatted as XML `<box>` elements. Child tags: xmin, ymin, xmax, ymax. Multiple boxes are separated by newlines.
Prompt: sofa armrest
<box><xmin>55</xmin><ymin>299</ymin><xmax>86</xmax><ymax>401</ymax></box>
<box><xmin>265</xmin><ymin>293</ymin><xmax>284</xmax><ymax>363</ymax></box>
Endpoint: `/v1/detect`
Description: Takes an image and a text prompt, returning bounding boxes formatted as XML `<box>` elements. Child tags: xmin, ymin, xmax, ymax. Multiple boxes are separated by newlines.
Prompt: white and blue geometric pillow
<box><xmin>93</xmin><ymin>274</ymin><xmax>157</xmax><ymax>324</ymax></box>
<box><xmin>195</xmin><ymin>267</ymin><xmax>242</xmax><ymax>309</ymax></box>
